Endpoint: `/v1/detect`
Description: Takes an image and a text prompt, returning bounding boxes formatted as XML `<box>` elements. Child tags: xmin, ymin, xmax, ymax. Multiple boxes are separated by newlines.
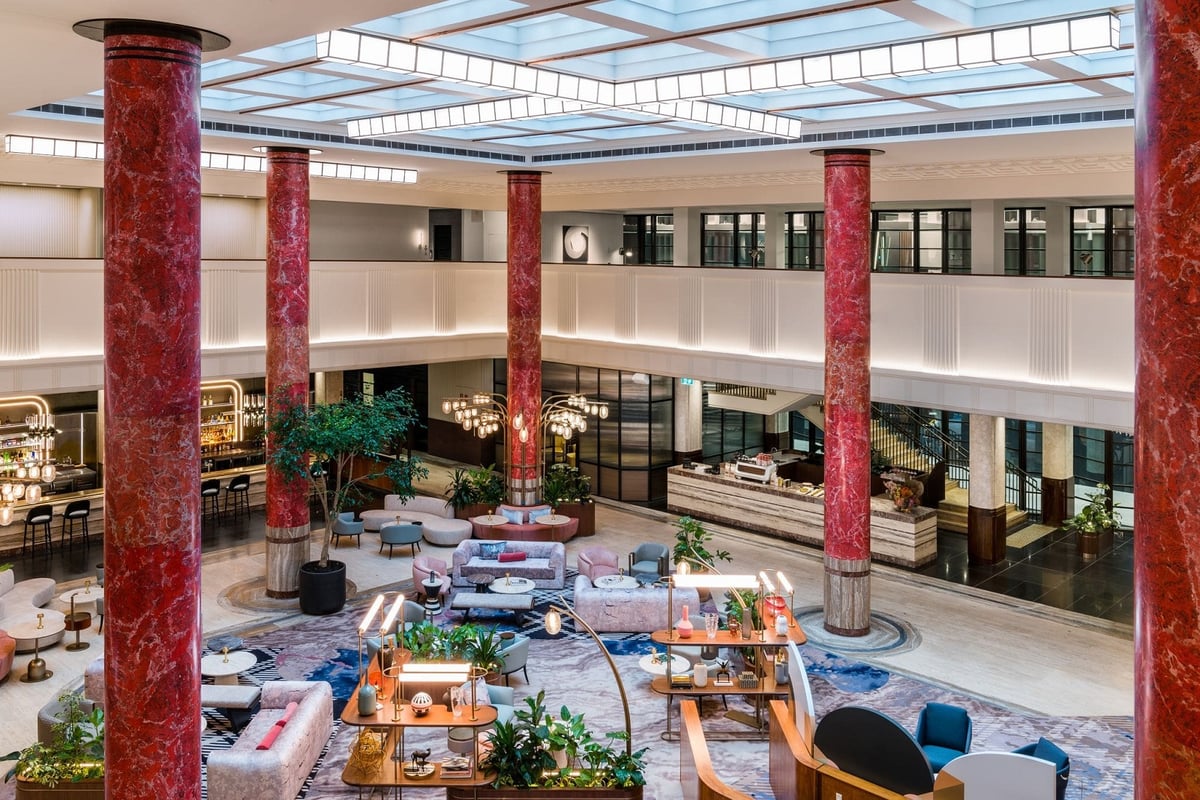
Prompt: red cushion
<box><xmin>498</xmin><ymin>551</ymin><xmax>527</xmax><ymax>563</ymax></box>
<box><xmin>256</xmin><ymin>702</ymin><xmax>300</xmax><ymax>750</ymax></box>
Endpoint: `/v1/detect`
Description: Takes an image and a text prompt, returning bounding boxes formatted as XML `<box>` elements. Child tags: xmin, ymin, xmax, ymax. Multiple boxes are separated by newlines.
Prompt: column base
<box><xmin>823</xmin><ymin>556</ymin><xmax>870</xmax><ymax>636</ymax></box>
<box><xmin>1041</xmin><ymin>477</ymin><xmax>1072</xmax><ymax>528</ymax></box>
<box><xmin>265</xmin><ymin>523</ymin><xmax>310</xmax><ymax>597</ymax></box>
<box><xmin>967</xmin><ymin>506</ymin><xmax>1007</xmax><ymax>564</ymax></box>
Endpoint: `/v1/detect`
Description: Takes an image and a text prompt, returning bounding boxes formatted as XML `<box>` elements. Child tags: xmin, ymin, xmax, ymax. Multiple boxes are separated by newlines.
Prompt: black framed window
<box><xmin>701</xmin><ymin>384</ymin><xmax>765</xmax><ymax>463</ymax></box>
<box><xmin>702</xmin><ymin>212</ymin><xmax>766</xmax><ymax>267</ymax></box>
<box><xmin>1004</xmin><ymin>208</ymin><xmax>1046</xmax><ymax>275</ymax></box>
<box><xmin>872</xmin><ymin>209</ymin><xmax>971</xmax><ymax>273</ymax></box>
<box><xmin>1073</xmin><ymin>427</ymin><xmax>1134</xmax><ymax>523</ymax></box>
<box><xmin>788</xmin><ymin>412</ymin><xmax>824</xmax><ymax>454</ymax></box>
<box><xmin>1071</xmin><ymin>206</ymin><xmax>1134</xmax><ymax>277</ymax></box>
<box><xmin>786</xmin><ymin>211</ymin><xmax>824</xmax><ymax>270</ymax></box>
<box><xmin>622</xmin><ymin>214</ymin><xmax>673</xmax><ymax>265</ymax></box>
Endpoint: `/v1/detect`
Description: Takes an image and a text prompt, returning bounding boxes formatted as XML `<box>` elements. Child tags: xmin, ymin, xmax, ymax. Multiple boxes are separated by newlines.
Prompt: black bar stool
<box><xmin>200</xmin><ymin>478</ymin><xmax>222</xmax><ymax>522</ymax></box>
<box><xmin>223</xmin><ymin>474</ymin><xmax>251</xmax><ymax>519</ymax></box>
<box><xmin>61</xmin><ymin>499</ymin><xmax>91</xmax><ymax>546</ymax></box>
<box><xmin>22</xmin><ymin>504</ymin><xmax>53</xmax><ymax>555</ymax></box>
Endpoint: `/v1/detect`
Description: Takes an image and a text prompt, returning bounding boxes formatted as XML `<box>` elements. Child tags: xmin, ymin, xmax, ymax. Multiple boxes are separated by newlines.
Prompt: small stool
<box><xmin>223</xmin><ymin>475</ymin><xmax>250</xmax><ymax>519</ymax></box>
<box><xmin>200</xmin><ymin>479</ymin><xmax>222</xmax><ymax>521</ymax></box>
<box><xmin>469</xmin><ymin>574</ymin><xmax>494</xmax><ymax>594</ymax></box>
<box><xmin>61</xmin><ymin>499</ymin><xmax>92</xmax><ymax>546</ymax></box>
<box><xmin>422</xmin><ymin>578</ymin><xmax>444</xmax><ymax>619</ymax></box>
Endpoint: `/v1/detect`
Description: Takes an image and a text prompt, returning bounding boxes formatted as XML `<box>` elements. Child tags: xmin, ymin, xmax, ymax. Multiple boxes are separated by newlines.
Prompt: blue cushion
<box><xmin>480</xmin><ymin>541</ymin><xmax>507</xmax><ymax>559</ymax></box>
<box><xmin>526</xmin><ymin>504</ymin><xmax>552</xmax><ymax>520</ymax></box>
<box><xmin>1032</xmin><ymin>737</ymin><xmax>1069</xmax><ymax>771</ymax></box>
<box><xmin>499</xmin><ymin>507</ymin><xmax>524</xmax><ymax>525</ymax></box>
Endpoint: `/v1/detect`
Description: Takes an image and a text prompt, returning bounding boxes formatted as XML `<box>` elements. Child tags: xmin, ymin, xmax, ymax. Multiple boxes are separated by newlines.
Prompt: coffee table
<box><xmin>594</xmin><ymin>574</ymin><xmax>639</xmax><ymax>590</ymax></box>
<box><xmin>58</xmin><ymin>584</ymin><xmax>104</xmax><ymax>607</ymax></box>
<box><xmin>468</xmin><ymin>573</ymin><xmax>495</xmax><ymax>594</ymax></box>
<box><xmin>10</xmin><ymin>615</ymin><xmax>66</xmax><ymax>683</ymax></box>
<box><xmin>472</xmin><ymin>513</ymin><xmax>509</xmax><ymax>527</ymax></box>
<box><xmin>533</xmin><ymin>514</ymin><xmax>570</xmax><ymax>526</ymax></box>
<box><xmin>638</xmin><ymin>652</ymin><xmax>690</xmax><ymax>676</ymax></box>
<box><xmin>201</xmin><ymin>649</ymin><xmax>257</xmax><ymax>685</ymax></box>
<box><xmin>489</xmin><ymin>576</ymin><xmax>535</xmax><ymax>594</ymax></box>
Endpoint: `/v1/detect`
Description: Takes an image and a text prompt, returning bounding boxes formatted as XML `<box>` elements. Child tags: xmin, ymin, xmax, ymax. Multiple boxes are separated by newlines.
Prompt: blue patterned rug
<box><xmin>199</xmin><ymin>574</ymin><xmax>1132</xmax><ymax>800</ymax></box>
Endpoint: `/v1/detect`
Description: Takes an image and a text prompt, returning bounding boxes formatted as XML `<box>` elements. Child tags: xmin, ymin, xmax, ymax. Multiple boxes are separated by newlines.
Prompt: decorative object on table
<box><xmin>410</xmin><ymin>691</ymin><xmax>433</xmax><ymax>717</ymax></box>
<box><xmin>774</xmin><ymin>649</ymin><xmax>789</xmax><ymax>685</ymax></box>
<box><xmin>713</xmin><ymin>658</ymin><xmax>733</xmax><ymax>687</ymax></box>
<box><xmin>882</xmin><ymin>470</ymin><xmax>924</xmax><ymax>512</ymax></box>
<box><xmin>775</xmin><ymin>609</ymin><xmax>790</xmax><ymax>637</ymax></box>
<box><xmin>704</xmin><ymin>612</ymin><xmax>719</xmax><ymax>640</ymax></box>
<box><xmin>738</xmin><ymin>670</ymin><xmax>758</xmax><ymax>689</ymax></box>
<box><xmin>266</xmin><ymin>387</ymin><xmax>427</xmax><ymax>615</ymax></box>
<box><xmin>404</xmin><ymin>748</ymin><xmax>434</xmax><ymax>779</ymax></box>
<box><xmin>1064</xmin><ymin>482</ymin><xmax>1124</xmax><ymax>561</ymax></box>
<box><xmin>356</xmin><ymin>681</ymin><xmax>377</xmax><ymax>716</ymax></box>
<box><xmin>347</xmin><ymin>728</ymin><xmax>386</xmax><ymax>774</ymax></box>
<box><xmin>669</xmin><ymin>673</ymin><xmax>692</xmax><ymax>689</ymax></box>
<box><xmin>676</xmin><ymin>605</ymin><xmax>693</xmax><ymax>638</ymax></box>
<box><xmin>693</xmin><ymin>660</ymin><xmax>708</xmax><ymax>688</ymax></box>
<box><xmin>727</xmin><ymin>615</ymin><xmax>742</xmax><ymax>639</ymax></box>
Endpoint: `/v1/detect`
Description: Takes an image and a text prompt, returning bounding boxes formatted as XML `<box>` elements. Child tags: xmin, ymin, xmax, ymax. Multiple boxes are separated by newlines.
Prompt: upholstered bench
<box><xmin>360</xmin><ymin>495</ymin><xmax>473</xmax><ymax>546</ymax></box>
<box><xmin>450</xmin><ymin>592</ymin><xmax>535</xmax><ymax>622</ymax></box>
<box><xmin>201</xmin><ymin>683</ymin><xmax>263</xmax><ymax>732</ymax></box>
<box><xmin>573</xmin><ymin>574</ymin><xmax>699</xmax><ymax>633</ymax></box>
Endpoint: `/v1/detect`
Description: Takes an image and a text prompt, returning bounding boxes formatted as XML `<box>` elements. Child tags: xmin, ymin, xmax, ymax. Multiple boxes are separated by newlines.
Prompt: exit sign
<box><xmin>680</xmin><ymin>378</ymin><xmax>694</xmax><ymax>385</ymax></box>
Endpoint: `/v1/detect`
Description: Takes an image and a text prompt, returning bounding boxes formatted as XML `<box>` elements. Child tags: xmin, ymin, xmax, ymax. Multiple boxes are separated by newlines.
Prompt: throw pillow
<box><xmin>527</xmin><ymin>504</ymin><xmax>552</xmax><ymax>520</ymax></box>
<box><xmin>459</xmin><ymin>677</ymin><xmax>492</xmax><ymax>707</ymax></box>
<box><xmin>497</xmin><ymin>551</ymin><xmax>527</xmax><ymax>563</ymax></box>
<box><xmin>499</xmin><ymin>507</ymin><xmax>524</xmax><ymax>525</ymax></box>
<box><xmin>480</xmin><ymin>541</ymin><xmax>507</xmax><ymax>559</ymax></box>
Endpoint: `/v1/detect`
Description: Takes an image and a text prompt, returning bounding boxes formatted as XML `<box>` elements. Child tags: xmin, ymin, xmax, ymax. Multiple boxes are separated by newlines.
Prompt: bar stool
<box><xmin>223</xmin><ymin>474</ymin><xmax>250</xmax><ymax>519</ymax></box>
<box><xmin>200</xmin><ymin>479</ymin><xmax>222</xmax><ymax>521</ymax></box>
<box><xmin>22</xmin><ymin>504</ymin><xmax>53</xmax><ymax>555</ymax></box>
<box><xmin>61</xmin><ymin>499</ymin><xmax>91</xmax><ymax>546</ymax></box>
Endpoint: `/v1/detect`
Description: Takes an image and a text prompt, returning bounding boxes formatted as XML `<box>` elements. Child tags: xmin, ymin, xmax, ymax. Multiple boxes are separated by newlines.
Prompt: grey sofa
<box><xmin>572</xmin><ymin>574</ymin><xmax>700</xmax><ymax>633</ymax></box>
<box><xmin>452</xmin><ymin>539</ymin><xmax>566</xmax><ymax>589</ymax></box>
<box><xmin>206</xmin><ymin>681</ymin><xmax>333</xmax><ymax>800</ymax></box>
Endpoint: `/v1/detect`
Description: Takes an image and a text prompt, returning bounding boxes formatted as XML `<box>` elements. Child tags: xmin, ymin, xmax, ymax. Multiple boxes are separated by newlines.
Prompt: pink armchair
<box><xmin>0</xmin><ymin>628</ymin><xmax>14</xmax><ymax>682</ymax></box>
<box><xmin>412</xmin><ymin>555</ymin><xmax>450</xmax><ymax>596</ymax></box>
<box><xmin>577</xmin><ymin>546</ymin><xmax>620</xmax><ymax>580</ymax></box>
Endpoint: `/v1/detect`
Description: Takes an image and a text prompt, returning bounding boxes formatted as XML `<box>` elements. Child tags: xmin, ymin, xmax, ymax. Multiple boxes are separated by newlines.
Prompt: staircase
<box><xmin>936</xmin><ymin>484</ymin><xmax>1030</xmax><ymax>534</ymax></box>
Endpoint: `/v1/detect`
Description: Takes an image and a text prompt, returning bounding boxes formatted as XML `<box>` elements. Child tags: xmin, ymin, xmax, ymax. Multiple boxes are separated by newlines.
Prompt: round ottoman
<box><xmin>422</xmin><ymin>517</ymin><xmax>472</xmax><ymax>547</ymax></box>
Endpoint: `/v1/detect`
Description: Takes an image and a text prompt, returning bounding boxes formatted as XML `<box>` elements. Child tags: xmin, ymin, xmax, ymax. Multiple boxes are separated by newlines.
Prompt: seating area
<box><xmin>451</xmin><ymin>539</ymin><xmax>566</xmax><ymax>589</ymax></box>
<box><xmin>359</xmin><ymin>494</ymin><xmax>472</xmax><ymax>546</ymax></box>
<box><xmin>572</xmin><ymin>573</ymin><xmax>698</xmax><ymax>633</ymax></box>
<box><xmin>469</xmin><ymin>503</ymin><xmax>582</xmax><ymax>543</ymax></box>
<box><xmin>0</xmin><ymin>568</ymin><xmax>64</xmax><ymax>651</ymax></box>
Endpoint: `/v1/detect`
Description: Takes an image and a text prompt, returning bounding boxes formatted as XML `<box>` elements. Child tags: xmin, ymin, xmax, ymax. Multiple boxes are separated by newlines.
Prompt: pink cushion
<box><xmin>498</xmin><ymin>551</ymin><xmax>527</xmax><ymax>563</ymax></box>
<box><xmin>256</xmin><ymin>702</ymin><xmax>300</xmax><ymax>750</ymax></box>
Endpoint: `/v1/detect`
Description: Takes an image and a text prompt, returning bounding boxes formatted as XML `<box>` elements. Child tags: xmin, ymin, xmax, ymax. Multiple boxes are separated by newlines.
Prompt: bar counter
<box><xmin>666</xmin><ymin>465</ymin><xmax>937</xmax><ymax>568</ymax></box>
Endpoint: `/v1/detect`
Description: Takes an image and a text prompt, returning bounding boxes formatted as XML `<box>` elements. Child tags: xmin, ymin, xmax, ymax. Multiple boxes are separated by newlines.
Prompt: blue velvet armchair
<box><xmin>1014</xmin><ymin>737</ymin><xmax>1070</xmax><ymax>800</ymax></box>
<box><xmin>914</xmin><ymin>701</ymin><xmax>972</xmax><ymax>772</ymax></box>
<box><xmin>331</xmin><ymin>511</ymin><xmax>365</xmax><ymax>547</ymax></box>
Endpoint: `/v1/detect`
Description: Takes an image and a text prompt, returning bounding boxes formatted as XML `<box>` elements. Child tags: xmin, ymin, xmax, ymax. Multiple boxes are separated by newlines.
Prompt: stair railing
<box><xmin>871</xmin><ymin>403</ymin><xmax>1042</xmax><ymax>520</ymax></box>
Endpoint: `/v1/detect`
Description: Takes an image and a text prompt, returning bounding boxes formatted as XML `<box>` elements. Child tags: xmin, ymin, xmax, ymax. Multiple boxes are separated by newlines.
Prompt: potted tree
<box><xmin>2</xmin><ymin>691</ymin><xmax>105</xmax><ymax>799</ymax></box>
<box><xmin>444</xmin><ymin>468</ymin><xmax>482</xmax><ymax>519</ymax></box>
<box><xmin>445</xmin><ymin>465</ymin><xmax>506</xmax><ymax>519</ymax></box>
<box><xmin>267</xmin><ymin>388</ymin><xmax>426</xmax><ymax>614</ymax></box>
<box><xmin>542</xmin><ymin>464</ymin><xmax>596</xmax><ymax>536</ymax></box>
<box><xmin>1064</xmin><ymin>482</ymin><xmax>1124</xmax><ymax>561</ymax></box>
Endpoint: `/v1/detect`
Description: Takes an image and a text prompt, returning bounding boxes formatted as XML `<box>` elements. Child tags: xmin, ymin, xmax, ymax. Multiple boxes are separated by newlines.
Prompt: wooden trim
<box><xmin>680</xmin><ymin>700</ymin><xmax>756</xmax><ymax>800</ymax></box>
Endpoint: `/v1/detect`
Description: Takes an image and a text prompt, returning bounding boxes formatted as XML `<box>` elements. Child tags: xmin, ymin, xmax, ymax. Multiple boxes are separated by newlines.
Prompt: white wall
<box><xmin>542</xmin><ymin>212</ymin><xmax>624</xmax><ymax>264</ymax></box>
<box><xmin>310</xmin><ymin>200</ymin><xmax>428</xmax><ymax>261</ymax></box>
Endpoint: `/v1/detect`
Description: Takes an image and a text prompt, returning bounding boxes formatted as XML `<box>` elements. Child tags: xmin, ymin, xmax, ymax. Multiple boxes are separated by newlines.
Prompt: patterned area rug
<box><xmin>198</xmin><ymin>573</ymin><xmax>1132</xmax><ymax>800</ymax></box>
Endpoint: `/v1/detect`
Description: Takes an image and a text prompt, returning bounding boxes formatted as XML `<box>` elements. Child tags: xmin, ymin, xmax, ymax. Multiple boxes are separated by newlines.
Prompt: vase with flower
<box><xmin>881</xmin><ymin>471</ymin><xmax>923</xmax><ymax>513</ymax></box>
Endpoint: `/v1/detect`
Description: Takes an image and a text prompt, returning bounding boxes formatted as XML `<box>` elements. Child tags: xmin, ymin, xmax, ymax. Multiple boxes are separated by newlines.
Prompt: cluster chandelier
<box><xmin>441</xmin><ymin>392</ymin><xmax>609</xmax><ymax>442</ymax></box>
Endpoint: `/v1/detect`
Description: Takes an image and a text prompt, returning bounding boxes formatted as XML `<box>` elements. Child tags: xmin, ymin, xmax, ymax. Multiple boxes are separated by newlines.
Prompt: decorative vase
<box><xmin>411</xmin><ymin>691</ymin><xmax>433</xmax><ymax>716</ymax></box>
<box><xmin>775</xmin><ymin>612</ymin><xmax>789</xmax><ymax>637</ymax></box>
<box><xmin>741</xmin><ymin>607</ymin><xmax>753</xmax><ymax>640</ymax></box>
<box><xmin>693</xmin><ymin>661</ymin><xmax>708</xmax><ymax>688</ymax></box>
<box><xmin>677</xmin><ymin>605</ymin><xmax>693</xmax><ymax>638</ymax></box>
<box><xmin>357</xmin><ymin>682</ymin><xmax>377</xmax><ymax>716</ymax></box>
<box><xmin>775</xmin><ymin>656</ymin><xmax>789</xmax><ymax>685</ymax></box>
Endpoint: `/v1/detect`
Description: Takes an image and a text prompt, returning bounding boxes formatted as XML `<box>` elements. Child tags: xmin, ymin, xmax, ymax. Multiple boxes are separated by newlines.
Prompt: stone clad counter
<box><xmin>666</xmin><ymin>465</ymin><xmax>937</xmax><ymax>568</ymax></box>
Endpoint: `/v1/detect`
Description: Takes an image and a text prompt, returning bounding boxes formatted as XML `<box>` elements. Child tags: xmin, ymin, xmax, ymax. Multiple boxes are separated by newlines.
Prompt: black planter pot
<box><xmin>298</xmin><ymin>560</ymin><xmax>347</xmax><ymax>615</ymax></box>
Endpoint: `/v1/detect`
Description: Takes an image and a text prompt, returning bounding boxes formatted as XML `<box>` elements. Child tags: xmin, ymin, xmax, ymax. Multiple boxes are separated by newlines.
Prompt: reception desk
<box><xmin>666</xmin><ymin>465</ymin><xmax>937</xmax><ymax>568</ymax></box>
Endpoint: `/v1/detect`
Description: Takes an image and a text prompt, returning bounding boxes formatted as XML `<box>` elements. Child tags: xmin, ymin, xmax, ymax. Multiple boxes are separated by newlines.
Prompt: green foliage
<box><xmin>444</xmin><ymin>465</ymin><xmax>506</xmax><ymax>509</ymax></box>
<box><xmin>1064</xmin><ymin>482</ymin><xmax>1124</xmax><ymax>534</ymax></box>
<box><xmin>480</xmin><ymin>691</ymin><xmax>646</xmax><ymax>789</ymax></box>
<box><xmin>0</xmin><ymin>563</ymin><xmax>11</xmax><ymax>573</ymax></box>
<box><xmin>2</xmin><ymin>692</ymin><xmax>105</xmax><ymax>787</ymax></box>
<box><xmin>266</xmin><ymin>388</ymin><xmax>427</xmax><ymax>567</ymax></box>
<box><xmin>672</xmin><ymin>516</ymin><xmax>731</xmax><ymax>571</ymax></box>
<box><xmin>402</xmin><ymin>622</ymin><xmax>503</xmax><ymax>672</ymax></box>
<box><xmin>541</xmin><ymin>463</ymin><xmax>592</xmax><ymax>505</ymax></box>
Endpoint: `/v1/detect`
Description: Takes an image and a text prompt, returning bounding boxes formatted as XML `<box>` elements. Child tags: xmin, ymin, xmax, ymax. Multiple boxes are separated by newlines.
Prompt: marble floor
<box><xmin>0</xmin><ymin>457</ymin><xmax>1135</xmax><ymax>775</ymax></box>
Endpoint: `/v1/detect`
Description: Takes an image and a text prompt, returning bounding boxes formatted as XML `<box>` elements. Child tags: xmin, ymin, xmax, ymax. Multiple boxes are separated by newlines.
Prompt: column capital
<box><xmin>810</xmin><ymin>148</ymin><xmax>885</xmax><ymax>157</ymax></box>
<box><xmin>74</xmin><ymin>18</ymin><xmax>229</xmax><ymax>51</ymax></box>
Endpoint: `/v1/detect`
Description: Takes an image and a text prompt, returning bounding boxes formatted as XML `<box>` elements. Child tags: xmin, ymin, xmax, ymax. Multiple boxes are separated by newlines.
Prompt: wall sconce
<box><xmin>0</xmin><ymin>504</ymin><xmax>12</xmax><ymax>526</ymax></box>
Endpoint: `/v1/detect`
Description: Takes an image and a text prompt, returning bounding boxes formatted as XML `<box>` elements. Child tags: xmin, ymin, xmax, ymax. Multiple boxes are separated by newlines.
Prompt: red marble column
<box><xmin>265</xmin><ymin>147</ymin><xmax>311</xmax><ymax>598</ymax></box>
<box><xmin>1134</xmin><ymin>4</ymin><xmax>1200</xmax><ymax>794</ymax></box>
<box><xmin>77</xmin><ymin>17</ymin><xmax>226</xmax><ymax>800</ymax></box>
<box><xmin>817</xmin><ymin>148</ymin><xmax>877</xmax><ymax>637</ymax></box>
<box><xmin>506</xmin><ymin>171</ymin><xmax>544</xmax><ymax>505</ymax></box>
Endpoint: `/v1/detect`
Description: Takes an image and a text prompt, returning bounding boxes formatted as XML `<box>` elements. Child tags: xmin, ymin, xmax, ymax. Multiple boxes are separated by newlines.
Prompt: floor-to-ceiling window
<box><xmin>701</xmin><ymin>212</ymin><xmax>766</xmax><ymax>267</ymax></box>
<box><xmin>495</xmin><ymin>361</ymin><xmax>674</xmax><ymax>506</ymax></box>
<box><xmin>872</xmin><ymin>209</ymin><xmax>971</xmax><ymax>273</ymax></box>
<box><xmin>1004</xmin><ymin>207</ymin><xmax>1047</xmax><ymax>275</ymax></box>
<box><xmin>1074</xmin><ymin>427</ymin><xmax>1135</xmax><ymax>523</ymax></box>
<box><xmin>1071</xmin><ymin>206</ymin><xmax>1135</xmax><ymax>277</ymax></box>
<box><xmin>701</xmin><ymin>384</ymin><xmax>765</xmax><ymax>463</ymax></box>
<box><xmin>785</xmin><ymin>211</ymin><xmax>825</xmax><ymax>270</ymax></box>
<box><xmin>1005</xmin><ymin>418</ymin><xmax>1044</xmax><ymax>516</ymax></box>
<box><xmin>787</xmin><ymin>412</ymin><xmax>824</xmax><ymax>454</ymax></box>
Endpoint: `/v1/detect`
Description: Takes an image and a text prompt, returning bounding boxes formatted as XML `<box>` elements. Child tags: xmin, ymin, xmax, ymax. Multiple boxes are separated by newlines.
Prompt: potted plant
<box><xmin>451</xmin><ymin>691</ymin><xmax>645</xmax><ymax>799</ymax></box>
<box><xmin>466</xmin><ymin>626</ymin><xmax>507</xmax><ymax>681</ymax></box>
<box><xmin>445</xmin><ymin>465</ymin><xmax>505</xmax><ymax>519</ymax></box>
<box><xmin>1064</xmin><ymin>482</ymin><xmax>1124</xmax><ymax>561</ymax></box>
<box><xmin>2</xmin><ymin>691</ymin><xmax>105</xmax><ymax>799</ymax></box>
<box><xmin>472</xmin><ymin>465</ymin><xmax>507</xmax><ymax>515</ymax></box>
<box><xmin>266</xmin><ymin>388</ymin><xmax>427</xmax><ymax>614</ymax></box>
<box><xmin>542</xmin><ymin>464</ymin><xmax>595</xmax><ymax>536</ymax></box>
